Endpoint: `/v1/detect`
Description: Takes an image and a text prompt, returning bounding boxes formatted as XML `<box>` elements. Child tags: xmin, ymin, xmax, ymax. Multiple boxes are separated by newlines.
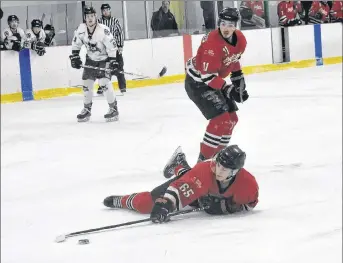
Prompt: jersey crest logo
<box><xmin>104</xmin><ymin>29</ymin><xmax>110</xmax><ymax>35</ymax></box>
<box><xmin>223</xmin><ymin>52</ymin><xmax>242</xmax><ymax>66</ymax></box>
<box><xmin>206</xmin><ymin>49</ymin><xmax>215</xmax><ymax>56</ymax></box>
<box><xmin>86</xmin><ymin>41</ymin><xmax>102</xmax><ymax>53</ymax></box>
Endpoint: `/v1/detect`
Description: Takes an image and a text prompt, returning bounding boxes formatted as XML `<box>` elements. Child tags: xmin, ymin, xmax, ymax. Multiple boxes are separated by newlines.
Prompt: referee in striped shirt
<box><xmin>97</xmin><ymin>3</ymin><xmax>126</xmax><ymax>94</ymax></box>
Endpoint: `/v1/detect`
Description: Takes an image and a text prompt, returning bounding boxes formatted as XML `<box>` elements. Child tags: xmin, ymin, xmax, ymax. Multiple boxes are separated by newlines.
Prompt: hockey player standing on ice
<box><xmin>103</xmin><ymin>145</ymin><xmax>258</xmax><ymax>222</ymax></box>
<box><xmin>97</xmin><ymin>3</ymin><xmax>126</xmax><ymax>95</ymax></box>
<box><xmin>185</xmin><ymin>7</ymin><xmax>249</xmax><ymax>163</ymax></box>
<box><xmin>23</xmin><ymin>19</ymin><xmax>46</xmax><ymax>56</ymax></box>
<box><xmin>70</xmin><ymin>6</ymin><xmax>119</xmax><ymax>122</ymax></box>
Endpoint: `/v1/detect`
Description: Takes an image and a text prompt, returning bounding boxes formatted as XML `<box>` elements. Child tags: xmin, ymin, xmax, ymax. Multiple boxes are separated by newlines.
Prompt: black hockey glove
<box><xmin>33</xmin><ymin>41</ymin><xmax>46</xmax><ymax>56</ymax></box>
<box><xmin>199</xmin><ymin>195</ymin><xmax>244</xmax><ymax>215</ymax></box>
<box><xmin>107</xmin><ymin>57</ymin><xmax>119</xmax><ymax>75</ymax></box>
<box><xmin>150</xmin><ymin>197</ymin><xmax>174</xmax><ymax>223</ymax></box>
<box><xmin>229</xmin><ymin>70</ymin><xmax>249</xmax><ymax>103</ymax></box>
<box><xmin>69</xmin><ymin>51</ymin><xmax>82</xmax><ymax>69</ymax></box>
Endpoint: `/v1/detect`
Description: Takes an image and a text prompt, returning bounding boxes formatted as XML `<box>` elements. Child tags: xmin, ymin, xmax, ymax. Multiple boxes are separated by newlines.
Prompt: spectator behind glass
<box><xmin>239</xmin><ymin>1</ymin><xmax>266</xmax><ymax>29</ymax></box>
<box><xmin>2</xmin><ymin>15</ymin><xmax>25</xmax><ymax>52</ymax></box>
<box><xmin>43</xmin><ymin>24</ymin><xmax>56</xmax><ymax>47</ymax></box>
<box><xmin>330</xmin><ymin>0</ymin><xmax>343</xmax><ymax>22</ymax></box>
<box><xmin>277</xmin><ymin>1</ymin><xmax>302</xmax><ymax>26</ymax></box>
<box><xmin>200</xmin><ymin>1</ymin><xmax>215</xmax><ymax>32</ymax></box>
<box><xmin>309</xmin><ymin>1</ymin><xmax>330</xmax><ymax>23</ymax></box>
<box><xmin>151</xmin><ymin>0</ymin><xmax>179</xmax><ymax>38</ymax></box>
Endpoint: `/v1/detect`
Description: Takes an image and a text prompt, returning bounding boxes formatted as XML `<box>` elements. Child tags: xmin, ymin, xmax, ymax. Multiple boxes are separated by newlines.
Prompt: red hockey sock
<box><xmin>200</xmin><ymin>112</ymin><xmax>231</xmax><ymax>159</ymax></box>
<box><xmin>175</xmin><ymin>165</ymin><xmax>191</xmax><ymax>177</ymax></box>
<box><xmin>217</xmin><ymin>112</ymin><xmax>238</xmax><ymax>151</ymax></box>
<box><xmin>121</xmin><ymin>192</ymin><xmax>154</xmax><ymax>214</ymax></box>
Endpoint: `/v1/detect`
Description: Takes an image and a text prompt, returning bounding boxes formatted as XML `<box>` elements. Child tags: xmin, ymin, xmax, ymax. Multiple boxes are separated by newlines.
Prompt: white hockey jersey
<box><xmin>1</xmin><ymin>27</ymin><xmax>25</xmax><ymax>50</ymax></box>
<box><xmin>23</xmin><ymin>29</ymin><xmax>46</xmax><ymax>49</ymax></box>
<box><xmin>72</xmin><ymin>23</ymin><xmax>117</xmax><ymax>61</ymax></box>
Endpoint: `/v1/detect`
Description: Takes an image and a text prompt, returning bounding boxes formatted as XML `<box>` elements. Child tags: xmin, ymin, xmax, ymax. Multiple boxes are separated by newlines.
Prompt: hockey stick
<box><xmin>81</xmin><ymin>64</ymin><xmax>167</xmax><ymax>79</ymax></box>
<box><xmin>55</xmin><ymin>206</ymin><xmax>207</xmax><ymax>243</ymax></box>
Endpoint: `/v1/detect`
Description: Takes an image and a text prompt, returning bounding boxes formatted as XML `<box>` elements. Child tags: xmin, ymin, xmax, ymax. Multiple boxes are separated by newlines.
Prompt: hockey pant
<box><xmin>184</xmin><ymin>74</ymin><xmax>239</xmax><ymax>159</ymax></box>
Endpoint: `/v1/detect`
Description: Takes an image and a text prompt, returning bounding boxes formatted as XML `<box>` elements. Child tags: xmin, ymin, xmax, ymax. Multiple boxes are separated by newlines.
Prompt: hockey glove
<box><xmin>69</xmin><ymin>52</ymin><xmax>82</xmax><ymax>69</ymax></box>
<box><xmin>150</xmin><ymin>197</ymin><xmax>174</xmax><ymax>223</ymax></box>
<box><xmin>107</xmin><ymin>57</ymin><xmax>120</xmax><ymax>75</ymax></box>
<box><xmin>230</xmin><ymin>70</ymin><xmax>249</xmax><ymax>103</ymax></box>
<box><xmin>199</xmin><ymin>195</ymin><xmax>244</xmax><ymax>215</ymax></box>
<box><xmin>33</xmin><ymin>41</ymin><xmax>46</xmax><ymax>56</ymax></box>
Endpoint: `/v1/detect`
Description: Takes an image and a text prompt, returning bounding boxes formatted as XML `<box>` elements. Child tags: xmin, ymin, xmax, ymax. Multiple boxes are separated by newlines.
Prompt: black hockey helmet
<box><xmin>101</xmin><ymin>3</ymin><xmax>111</xmax><ymax>10</ymax></box>
<box><xmin>44</xmin><ymin>24</ymin><xmax>54</xmax><ymax>31</ymax></box>
<box><xmin>84</xmin><ymin>5</ymin><xmax>96</xmax><ymax>15</ymax></box>
<box><xmin>216</xmin><ymin>145</ymin><xmax>246</xmax><ymax>170</ymax></box>
<box><xmin>218</xmin><ymin>7</ymin><xmax>240</xmax><ymax>24</ymax></box>
<box><xmin>8</xmin><ymin>15</ymin><xmax>19</xmax><ymax>23</ymax></box>
<box><xmin>31</xmin><ymin>19</ymin><xmax>42</xmax><ymax>28</ymax></box>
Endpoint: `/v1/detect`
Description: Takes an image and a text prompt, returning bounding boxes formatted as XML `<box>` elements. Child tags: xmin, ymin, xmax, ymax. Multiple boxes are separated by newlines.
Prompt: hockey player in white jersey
<box><xmin>23</xmin><ymin>19</ymin><xmax>46</xmax><ymax>56</ymax></box>
<box><xmin>2</xmin><ymin>15</ymin><xmax>25</xmax><ymax>51</ymax></box>
<box><xmin>69</xmin><ymin>6</ymin><xmax>119</xmax><ymax>122</ymax></box>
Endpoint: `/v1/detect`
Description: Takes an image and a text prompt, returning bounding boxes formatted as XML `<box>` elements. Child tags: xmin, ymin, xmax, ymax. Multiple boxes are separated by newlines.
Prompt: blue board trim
<box><xmin>314</xmin><ymin>24</ymin><xmax>323</xmax><ymax>66</ymax></box>
<box><xmin>19</xmin><ymin>48</ymin><xmax>33</xmax><ymax>101</ymax></box>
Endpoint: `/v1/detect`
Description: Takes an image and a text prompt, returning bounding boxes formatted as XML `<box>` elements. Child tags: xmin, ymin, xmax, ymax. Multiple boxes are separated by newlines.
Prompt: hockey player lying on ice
<box><xmin>104</xmin><ymin>145</ymin><xmax>259</xmax><ymax>223</ymax></box>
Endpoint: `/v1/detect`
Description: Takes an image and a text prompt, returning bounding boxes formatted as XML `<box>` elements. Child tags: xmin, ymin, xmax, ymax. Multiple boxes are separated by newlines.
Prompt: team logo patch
<box><xmin>4</xmin><ymin>31</ymin><xmax>9</xmax><ymax>37</ymax></box>
<box><xmin>104</xmin><ymin>29</ymin><xmax>110</xmax><ymax>35</ymax></box>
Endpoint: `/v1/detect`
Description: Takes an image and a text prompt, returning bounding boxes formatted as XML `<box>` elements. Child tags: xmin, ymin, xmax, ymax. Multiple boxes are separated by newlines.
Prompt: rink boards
<box><xmin>1</xmin><ymin>23</ymin><xmax>342</xmax><ymax>103</ymax></box>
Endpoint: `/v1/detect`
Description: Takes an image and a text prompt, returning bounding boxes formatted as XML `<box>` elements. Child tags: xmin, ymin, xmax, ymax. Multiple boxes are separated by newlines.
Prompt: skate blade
<box><xmin>77</xmin><ymin>116</ymin><xmax>90</xmax><ymax>122</ymax></box>
<box><xmin>105</xmin><ymin>116</ymin><xmax>119</xmax><ymax>122</ymax></box>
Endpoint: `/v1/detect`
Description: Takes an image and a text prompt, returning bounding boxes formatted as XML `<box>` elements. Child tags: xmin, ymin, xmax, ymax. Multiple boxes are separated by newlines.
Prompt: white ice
<box><xmin>1</xmin><ymin>64</ymin><xmax>342</xmax><ymax>263</ymax></box>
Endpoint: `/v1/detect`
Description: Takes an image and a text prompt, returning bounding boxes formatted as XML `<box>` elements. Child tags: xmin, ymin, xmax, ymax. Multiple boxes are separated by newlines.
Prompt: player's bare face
<box><xmin>32</xmin><ymin>27</ymin><xmax>41</xmax><ymax>34</ymax></box>
<box><xmin>215</xmin><ymin>163</ymin><xmax>239</xmax><ymax>182</ymax></box>
<box><xmin>219</xmin><ymin>21</ymin><xmax>236</xmax><ymax>38</ymax></box>
<box><xmin>102</xmin><ymin>8</ymin><xmax>111</xmax><ymax>17</ymax></box>
<box><xmin>86</xmin><ymin>14</ymin><xmax>96</xmax><ymax>28</ymax></box>
<box><xmin>9</xmin><ymin>21</ymin><xmax>18</xmax><ymax>29</ymax></box>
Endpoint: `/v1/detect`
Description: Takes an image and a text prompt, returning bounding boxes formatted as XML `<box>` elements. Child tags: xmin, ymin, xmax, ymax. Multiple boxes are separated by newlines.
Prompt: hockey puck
<box><xmin>78</xmin><ymin>239</ymin><xmax>90</xmax><ymax>245</ymax></box>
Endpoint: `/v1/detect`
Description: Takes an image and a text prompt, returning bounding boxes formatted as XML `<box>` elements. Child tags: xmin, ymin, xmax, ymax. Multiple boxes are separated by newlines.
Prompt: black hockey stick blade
<box><xmin>158</xmin><ymin>66</ymin><xmax>167</xmax><ymax>78</ymax></box>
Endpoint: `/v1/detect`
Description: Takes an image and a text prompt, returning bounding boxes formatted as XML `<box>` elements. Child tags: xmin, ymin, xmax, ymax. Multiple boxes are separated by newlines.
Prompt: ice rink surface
<box><xmin>1</xmin><ymin>64</ymin><xmax>342</xmax><ymax>263</ymax></box>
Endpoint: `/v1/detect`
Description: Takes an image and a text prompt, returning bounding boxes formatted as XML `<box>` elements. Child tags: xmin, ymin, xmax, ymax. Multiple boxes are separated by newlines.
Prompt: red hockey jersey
<box><xmin>309</xmin><ymin>1</ymin><xmax>330</xmax><ymax>23</ymax></box>
<box><xmin>277</xmin><ymin>1</ymin><xmax>298</xmax><ymax>25</ymax></box>
<box><xmin>164</xmin><ymin>160</ymin><xmax>259</xmax><ymax>211</ymax></box>
<box><xmin>331</xmin><ymin>1</ymin><xmax>343</xmax><ymax>20</ymax></box>
<box><xmin>186</xmin><ymin>29</ymin><xmax>247</xmax><ymax>90</ymax></box>
<box><xmin>240</xmin><ymin>1</ymin><xmax>265</xmax><ymax>17</ymax></box>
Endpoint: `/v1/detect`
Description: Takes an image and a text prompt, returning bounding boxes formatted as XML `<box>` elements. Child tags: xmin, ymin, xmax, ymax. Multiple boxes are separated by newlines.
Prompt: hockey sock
<box><xmin>200</xmin><ymin>112</ymin><xmax>231</xmax><ymax>159</ymax></box>
<box><xmin>82</xmin><ymin>79</ymin><xmax>95</xmax><ymax>105</ymax></box>
<box><xmin>99</xmin><ymin>78</ymin><xmax>116</xmax><ymax>104</ymax></box>
<box><xmin>121</xmin><ymin>192</ymin><xmax>154</xmax><ymax>214</ymax></box>
<box><xmin>217</xmin><ymin>112</ymin><xmax>238</xmax><ymax>151</ymax></box>
<box><xmin>175</xmin><ymin>165</ymin><xmax>191</xmax><ymax>177</ymax></box>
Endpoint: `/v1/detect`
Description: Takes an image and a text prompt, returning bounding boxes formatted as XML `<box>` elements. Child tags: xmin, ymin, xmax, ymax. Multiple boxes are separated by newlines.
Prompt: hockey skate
<box><xmin>104</xmin><ymin>101</ymin><xmax>119</xmax><ymax>122</ymax></box>
<box><xmin>77</xmin><ymin>104</ymin><xmax>92</xmax><ymax>122</ymax></box>
<box><xmin>103</xmin><ymin>195</ymin><xmax>123</xmax><ymax>208</ymax></box>
<box><xmin>163</xmin><ymin>146</ymin><xmax>190</xmax><ymax>179</ymax></box>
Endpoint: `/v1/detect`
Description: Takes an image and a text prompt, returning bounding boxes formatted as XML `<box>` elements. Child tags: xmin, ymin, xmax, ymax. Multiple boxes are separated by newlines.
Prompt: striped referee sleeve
<box><xmin>113</xmin><ymin>18</ymin><xmax>124</xmax><ymax>48</ymax></box>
